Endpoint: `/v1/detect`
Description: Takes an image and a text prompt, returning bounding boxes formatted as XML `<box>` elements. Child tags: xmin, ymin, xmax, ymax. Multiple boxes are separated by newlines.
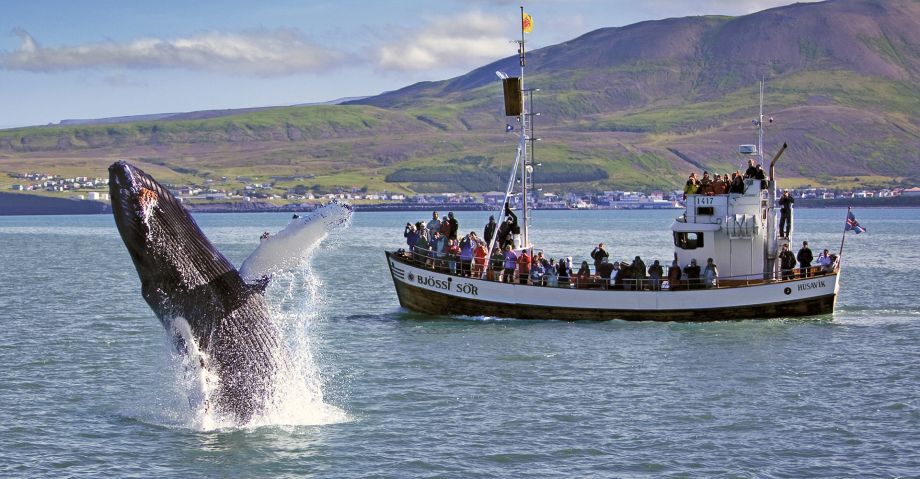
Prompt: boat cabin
<box><xmin>673</xmin><ymin>178</ymin><xmax>777</xmax><ymax>280</ymax></box>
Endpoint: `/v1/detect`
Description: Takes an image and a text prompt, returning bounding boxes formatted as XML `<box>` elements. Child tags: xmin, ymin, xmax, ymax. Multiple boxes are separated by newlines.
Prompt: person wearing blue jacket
<box><xmin>502</xmin><ymin>245</ymin><xmax>518</xmax><ymax>283</ymax></box>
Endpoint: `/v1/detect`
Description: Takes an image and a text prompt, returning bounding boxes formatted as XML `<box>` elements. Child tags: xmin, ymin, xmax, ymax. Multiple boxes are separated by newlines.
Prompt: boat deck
<box><xmin>388</xmin><ymin>249</ymin><xmax>838</xmax><ymax>292</ymax></box>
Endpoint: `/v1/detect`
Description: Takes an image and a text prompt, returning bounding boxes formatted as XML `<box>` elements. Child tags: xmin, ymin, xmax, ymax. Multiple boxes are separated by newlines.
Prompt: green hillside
<box><xmin>2</xmin><ymin>0</ymin><xmax>919</xmax><ymax>195</ymax></box>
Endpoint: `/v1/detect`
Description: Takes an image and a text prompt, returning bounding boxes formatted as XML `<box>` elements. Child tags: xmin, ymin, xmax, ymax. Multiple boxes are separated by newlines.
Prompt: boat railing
<box><xmin>391</xmin><ymin>247</ymin><xmax>839</xmax><ymax>291</ymax></box>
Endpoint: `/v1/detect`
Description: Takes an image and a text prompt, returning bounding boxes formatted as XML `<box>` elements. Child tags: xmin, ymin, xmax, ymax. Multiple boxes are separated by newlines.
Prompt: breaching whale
<box><xmin>108</xmin><ymin>160</ymin><xmax>351</xmax><ymax>423</ymax></box>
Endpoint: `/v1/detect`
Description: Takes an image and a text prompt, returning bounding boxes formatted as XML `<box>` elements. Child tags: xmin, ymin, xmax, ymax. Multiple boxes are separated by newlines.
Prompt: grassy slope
<box><xmin>1</xmin><ymin>71</ymin><xmax>918</xmax><ymax>195</ymax></box>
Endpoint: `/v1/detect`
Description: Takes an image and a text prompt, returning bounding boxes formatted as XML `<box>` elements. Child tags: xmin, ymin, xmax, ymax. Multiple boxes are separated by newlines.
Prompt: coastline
<box><xmin>2</xmin><ymin>191</ymin><xmax>918</xmax><ymax>216</ymax></box>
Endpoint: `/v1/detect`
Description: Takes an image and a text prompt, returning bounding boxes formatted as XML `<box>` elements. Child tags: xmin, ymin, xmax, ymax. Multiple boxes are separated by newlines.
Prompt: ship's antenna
<box><xmin>758</xmin><ymin>78</ymin><xmax>765</xmax><ymax>165</ymax></box>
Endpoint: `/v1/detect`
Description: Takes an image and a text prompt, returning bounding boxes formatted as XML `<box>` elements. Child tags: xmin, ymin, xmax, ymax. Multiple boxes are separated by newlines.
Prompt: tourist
<box><xmin>648</xmin><ymin>259</ymin><xmax>664</xmax><ymax>291</ymax></box>
<box><xmin>557</xmin><ymin>257</ymin><xmax>572</xmax><ymax>288</ymax></box>
<box><xmin>778</xmin><ymin>190</ymin><xmax>794</xmax><ymax>238</ymax></box>
<box><xmin>590</xmin><ymin>243</ymin><xmax>609</xmax><ymax>271</ymax></box>
<box><xmin>438</xmin><ymin>216</ymin><xmax>451</xmax><ymax>247</ymax></box>
<box><xmin>415</xmin><ymin>230</ymin><xmax>431</xmax><ymax>265</ymax></box>
<box><xmin>459</xmin><ymin>233</ymin><xmax>474</xmax><ymax>277</ymax></box>
<box><xmin>427</xmin><ymin>212</ymin><xmax>442</xmax><ymax>243</ymax></box>
<box><xmin>616</xmin><ymin>261</ymin><xmax>633</xmax><ymax>290</ymax></box>
<box><xmin>497</xmin><ymin>217</ymin><xmax>512</xmax><ymax>250</ymax></box>
<box><xmin>402</xmin><ymin>223</ymin><xmax>419</xmax><ymax>262</ymax></box>
<box><xmin>535</xmin><ymin>251</ymin><xmax>549</xmax><ymax>269</ymax></box>
<box><xmin>712</xmin><ymin>174</ymin><xmax>727</xmax><ymax>195</ymax></box>
<box><xmin>484</xmin><ymin>215</ymin><xmax>497</xmax><ymax>246</ymax></box>
<box><xmin>503</xmin><ymin>202</ymin><xmax>520</xmax><ymax>247</ymax></box>
<box><xmin>473</xmin><ymin>238</ymin><xmax>488</xmax><ymax>278</ymax></box>
<box><xmin>667</xmin><ymin>256</ymin><xmax>682</xmax><ymax>290</ymax></box>
<box><xmin>816</xmin><ymin>249</ymin><xmax>833</xmax><ymax>275</ymax></box>
<box><xmin>545</xmin><ymin>258</ymin><xmax>559</xmax><ymax>287</ymax></box>
<box><xmin>744</xmin><ymin>159</ymin><xmax>758</xmax><ymax>178</ymax></box>
<box><xmin>489</xmin><ymin>246</ymin><xmax>503</xmax><ymax>281</ymax></box>
<box><xmin>575</xmin><ymin>260</ymin><xmax>593</xmax><ymax>289</ymax></box>
<box><xmin>683</xmin><ymin>258</ymin><xmax>701</xmax><ymax>289</ymax></box>
<box><xmin>518</xmin><ymin>248</ymin><xmax>531</xmax><ymax>285</ymax></box>
<box><xmin>430</xmin><ymin>231</ymin><xmax>444</xmax><ymax>268</ymax></box>
<box><xmin>496</xmin><ymin>204</ymin><xmax>517</xmax><ymax>249</ymax></box>
<box><xmin>404</xmin><ymin>222</ymin><xmax>419</xmax><ymax>250</ymax></box>
<box><xmin>699</xmin><ymin>172</ymin><xmax>713</xmax><ymax>195</ymax></box>
<box><xmin>779</xmin><ymin>243</ymin><xmax>796</xmax><ymax>280</ymax></box>
<box><xmin>596</xmin><ymin>257</ymin><xmax>614</xmax><ymax>290</ymax></box>
<box><xmin>502</xmin><ymin>245</ymin><xmax>518</xmax><ymax>283</ymax></box>
<box><xmin>703</xmin><ymin>258</ymin><xmax>719</xmax><ymax>288</ymax></box>
<box><xmin>730</xmin><ymin>171</ymin><xmax>745</xmax><ymax>194</ymax></box>
<box><xmin>533</xmin><ymin>251</ymin><xmax>548</xmax><ymax>285</ymax></box>
<box><xmin>755</xmin><ymin>164</ymin><xmax>767</xmax><ymax>190</ymax></box>
<box><xmin>797</xmin><ymin>240</ymin><xmax>813</xmax><ymax>278</ymax></box>
<box><xmin>530</xmin><ymin>255</ymin><xmax>545</xmax><ymax>286</ymax></box>
<box><xmin>683</xmin><ymin>173</ymin><xmax>700</xmax><ymax>199</ymax></box>
<box><xmin>631</xmin><ymin>255</ymin><xmax>647</xmax><ymax>290</ymax></box>
<box><xmin>446</xmin><ymin>212</ymin><xmax>459</xmax><ymax>241</ymax></box>
<box><xmin>447</xmin><ymin>238</ymin><xmax>461</xmax><ymax>274</ymax></box>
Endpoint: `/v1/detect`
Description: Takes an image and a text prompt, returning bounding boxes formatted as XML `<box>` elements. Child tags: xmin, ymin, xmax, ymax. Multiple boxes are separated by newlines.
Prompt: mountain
<box><xmin>55</xmin><ymin>97</ymin><xmax>369</xmax><ymax>127</ymax></box>
<box><xmin>2</xmin><ymin>0</ymin><xmax>918</xmax><ymax>194</ymax></box>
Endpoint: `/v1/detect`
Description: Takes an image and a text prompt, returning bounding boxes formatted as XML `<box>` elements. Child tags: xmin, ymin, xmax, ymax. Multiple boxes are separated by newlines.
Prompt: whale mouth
<box><xmin>109</xmin><ymin>161</ymin><xmax>147</xmax><ymax>252</ymax></box>
<box><xmin>108</xmin><ymin>161</ymin><xmax>178</xmax><ymax>273</ymax></box>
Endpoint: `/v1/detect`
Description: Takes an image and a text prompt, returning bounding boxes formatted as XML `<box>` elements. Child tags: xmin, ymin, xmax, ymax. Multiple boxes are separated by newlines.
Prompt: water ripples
<box><xmin>1</xmin><ymin>210</ymin><xmax>918</xmax><ymax>477</ymax></box>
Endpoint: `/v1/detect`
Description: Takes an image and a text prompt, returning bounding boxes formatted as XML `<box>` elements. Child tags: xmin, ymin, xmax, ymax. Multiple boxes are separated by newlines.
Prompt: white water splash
<box><xmin>249</xmin><ymin>265</ymin><xmax>349</xmax><ymax>428</ymax></box>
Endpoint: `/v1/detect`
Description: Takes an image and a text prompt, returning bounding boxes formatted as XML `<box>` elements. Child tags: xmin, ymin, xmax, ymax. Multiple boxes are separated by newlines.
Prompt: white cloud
<box><xmin>374</xmin><ymin>11</ymin><xmax>512</xmax><ymax>72</ymax></box>
<box><xmin>1</xmin><ymin>28</ymin><xmax>346</xmax><ymax>76</ymax></box>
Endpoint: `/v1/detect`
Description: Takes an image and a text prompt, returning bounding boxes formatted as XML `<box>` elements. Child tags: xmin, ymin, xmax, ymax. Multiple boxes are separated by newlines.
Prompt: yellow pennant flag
<box><xmin>522</xmin><ymin>12</ymin><xmax>534</xmax><ymax>33</ymax></box>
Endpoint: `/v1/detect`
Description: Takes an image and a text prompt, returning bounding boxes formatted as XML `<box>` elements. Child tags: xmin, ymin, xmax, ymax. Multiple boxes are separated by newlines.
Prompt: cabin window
<box><xmin>696</xmin><ymin>206</ymin><xmax>715</xmax><ymax>216</ymax></box>
<box><xmin>674</xmin><ymin>232</ymin><xmax>704</xmax><ymax>249</ymax></box>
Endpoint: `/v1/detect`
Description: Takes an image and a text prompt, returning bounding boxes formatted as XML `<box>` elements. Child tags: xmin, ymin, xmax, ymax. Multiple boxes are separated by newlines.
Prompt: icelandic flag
<box><xmin>505</xmin><ymin>124</ymin><xmax>514</xmax><ymax>133</ymax></box>
<box><xmin>845</xmin><ymin>210</ymin><xmax>866</xmax><ymax>234</ymax></box>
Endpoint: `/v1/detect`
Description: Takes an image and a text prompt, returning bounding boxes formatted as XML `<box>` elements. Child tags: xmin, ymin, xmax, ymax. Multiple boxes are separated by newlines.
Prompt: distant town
<box><xmin>7</xmin><ymin>171</ymin><xmax>920</xmax><ymax>212</ymax></box>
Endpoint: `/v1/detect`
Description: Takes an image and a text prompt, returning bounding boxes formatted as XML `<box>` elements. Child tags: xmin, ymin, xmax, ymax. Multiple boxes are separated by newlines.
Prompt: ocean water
<box><xmin>0</xmin><ymin>208</ymin><xmax>917</xmax><ymax>478</ymax></box>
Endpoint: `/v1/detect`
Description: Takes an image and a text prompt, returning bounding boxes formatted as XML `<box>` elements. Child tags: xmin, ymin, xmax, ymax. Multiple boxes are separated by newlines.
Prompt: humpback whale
<box><xmin>108</xmin><ymin>161</ymin><xmax>351</xmax><ymax>423</ymax></box>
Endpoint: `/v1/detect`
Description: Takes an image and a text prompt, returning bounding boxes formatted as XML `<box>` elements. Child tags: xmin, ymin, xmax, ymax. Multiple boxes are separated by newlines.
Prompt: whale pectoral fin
<box><xmin>239</xmin><ymin>234</ymin><xmax>276</xmax><ymax>282</ymax></box>
<box><xmin>239</xmin><ymin>202</ymin><xmax>352</xmax><ymax>283</ymax></box>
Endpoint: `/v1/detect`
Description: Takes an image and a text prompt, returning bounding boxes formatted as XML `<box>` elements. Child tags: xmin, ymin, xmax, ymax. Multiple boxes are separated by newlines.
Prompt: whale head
<box><xmin>109</xmin><ymin>161</ymin><xmax>239</xmax><ymax>330</ymax></box>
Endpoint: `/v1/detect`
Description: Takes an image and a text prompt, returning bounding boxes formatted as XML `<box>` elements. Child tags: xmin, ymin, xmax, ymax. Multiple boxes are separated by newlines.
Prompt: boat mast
<box><xmin>484</xmin><ymin>6</ymin><xmax>531</xmax><ymax>265</ymax></box>
<box><xmin>518</xmin><ymin>5</ymin><xmax>530</xmax><ymax>248</ymax></box>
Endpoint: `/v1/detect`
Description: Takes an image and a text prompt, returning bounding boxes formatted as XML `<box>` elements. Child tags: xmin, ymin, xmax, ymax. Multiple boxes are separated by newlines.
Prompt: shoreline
<box><xmin>2</xmin><ymin>191</ymin><xmax>918</xmax><ymax>216</ymax></box>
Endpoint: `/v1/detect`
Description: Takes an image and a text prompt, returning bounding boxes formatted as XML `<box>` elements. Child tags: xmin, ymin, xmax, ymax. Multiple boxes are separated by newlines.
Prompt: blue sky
<box><xmin>0</xmin><ymin>0</ymin><xmax>811</xmax><ymax>128</ymax></box>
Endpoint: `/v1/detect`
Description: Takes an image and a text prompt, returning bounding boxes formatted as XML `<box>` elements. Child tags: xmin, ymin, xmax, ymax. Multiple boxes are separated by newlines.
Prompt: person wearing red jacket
<box><xmin>517</xmin><ymin>249</ymin><xmax>531</xmax><ymax>285</ymax></box>
<box><xmin>473</xmin><ymin>239</ymin><xmax>488</xmax><ymax>278</ymax></box>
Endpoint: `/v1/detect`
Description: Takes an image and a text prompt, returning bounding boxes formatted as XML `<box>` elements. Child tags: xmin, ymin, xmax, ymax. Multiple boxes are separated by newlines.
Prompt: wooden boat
<box><xmin>384</xmin><ymin>11</ymin><xmax>842</xmax><ymax>321</ymax></box>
